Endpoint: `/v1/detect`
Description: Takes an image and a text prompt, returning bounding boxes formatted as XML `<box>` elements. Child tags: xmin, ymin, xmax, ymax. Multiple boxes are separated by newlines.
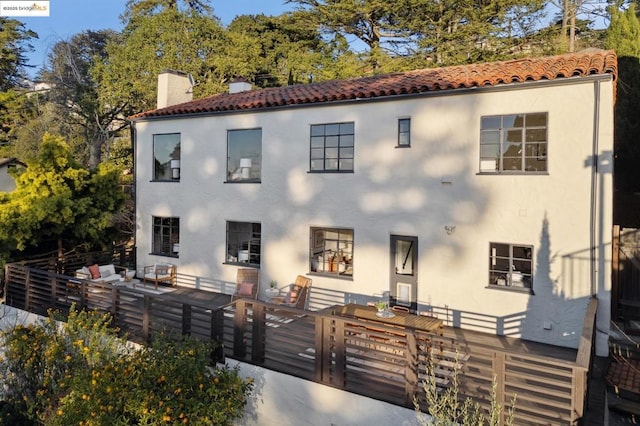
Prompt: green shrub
<box><xmin>414</xmin><ymin>351</ymin><xmax>516</xmax><ymax>425</ymax></box>
<box><xmin>0</xmin><ymin>306</ymin><xmax>253</xmax><ymax>425</ymax></box>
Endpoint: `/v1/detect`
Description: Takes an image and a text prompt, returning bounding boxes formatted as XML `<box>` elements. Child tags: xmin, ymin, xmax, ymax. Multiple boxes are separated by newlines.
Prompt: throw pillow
<box><xmin>284</xmin><ymin>284</ymin><xmax>302</xmax><ymax>304</ymax></box>
<box><xmin>88</xmin><ymin>264</ymin><xmax>101</xmax><ymax>279</ymax></box>
<box><xmin>238</xmin><ymin>283</ymin><xmax>254</xmax><ymax>297</ymax></box>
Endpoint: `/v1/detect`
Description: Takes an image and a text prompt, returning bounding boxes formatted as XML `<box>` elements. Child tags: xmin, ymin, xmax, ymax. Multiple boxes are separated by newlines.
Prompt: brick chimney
<box><xmin>157</xmin><ymin>70</ymin><xmax>193</xmax><ymax>109</ymax></box>
<box><xmin>229</xmin><ymin>77</ymin><xmax>252</xmax><ymax>94</ymax></box>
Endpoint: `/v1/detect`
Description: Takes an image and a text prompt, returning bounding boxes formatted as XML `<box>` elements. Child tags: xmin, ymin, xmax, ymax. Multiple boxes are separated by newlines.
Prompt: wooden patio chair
<box><xmin>268</xmin><ymin>275</ymin><xmax>312</xmax><ymax>309</ymax></box>
<box><xmin>143</xmin><ymin>263</ymin><xmax>177</xmax><ymax>289</ymax></box>
<box><xmin>231</xmin><ymin>268</ymin><xmax>260</xmax><ymax>301</ymax></box>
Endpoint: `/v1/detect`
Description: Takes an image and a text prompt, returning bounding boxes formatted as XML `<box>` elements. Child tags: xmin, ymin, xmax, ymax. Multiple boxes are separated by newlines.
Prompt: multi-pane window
<box><xmin>152</xmin><ymin>216</ymin><xmax>179</xmax><ymax>256</ymax></box>
<box><xmin>489</xmin><ymin>242</ymin><xmax>533</xmax><ymax>289</ymax></box>
<box><xmin>310</xmin><ymin>227</ymin><xmax>353</xmax><ymax>277</ymax></box>
<box><xmin>153</xmin><ymin>133</ymin><xmax>180</xmax><ymax>180</ymax></box>
<box><xmin>226</xmin><ymin>221</ymin><xmax>261</xmax><ymax>266</ymax></box>
<box><xmin>310</xmin><ymin>122</ymin><xmax>354</xmax><ymax>172</ymax></box>
<box><xmin>398</xmin><ymin>118</ymin><xmax>411</xmax><ymax>147</ymax></box>
<box><xmin>227</xmin><ymin>128</ymin><xmax>262</xmax><ymax>182</ymax></box>
<box><xmin>480</xmin><ymin>113</ymin><xmax>547</xmax><ymax>173</ymax></box>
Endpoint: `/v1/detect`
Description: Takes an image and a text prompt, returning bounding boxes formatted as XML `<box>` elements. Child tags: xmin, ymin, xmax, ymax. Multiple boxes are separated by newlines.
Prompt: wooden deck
<box><xmin>3</xmin><ymin>263</ymin><xmax>596</xmax><ymax>425</ymax></box>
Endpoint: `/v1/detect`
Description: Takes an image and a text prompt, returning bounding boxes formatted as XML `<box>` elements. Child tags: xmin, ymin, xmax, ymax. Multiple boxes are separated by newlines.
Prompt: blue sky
<box><xmin>18</xmin><ymin>0</ymin><xmax>292</xmax><ymax>78</ymax></box>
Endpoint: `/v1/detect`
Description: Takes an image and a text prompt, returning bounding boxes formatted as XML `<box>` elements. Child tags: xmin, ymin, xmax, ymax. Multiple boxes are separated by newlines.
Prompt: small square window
<box><xmin>310</xmin><ymin>227</ymin><xmax>353</xmax><ymax>277</ymax></box>
<box><xmin>398</xmin><ymin>118</ymin><xmax>411</xmax><ymax>147</ymax></box>
<box><xmin>489</xmin><ymin>242</ymin><xmax>532</xmax><ymax>289</ymax></box>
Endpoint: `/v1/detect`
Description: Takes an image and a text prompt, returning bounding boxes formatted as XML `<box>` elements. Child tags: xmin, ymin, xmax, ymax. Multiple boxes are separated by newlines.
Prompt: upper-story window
<box><xmin>152</xmin><ymin>216</ymin><xmax>179</xmax><ymax>257</ymax></box>
<box><xmin>153</xmin><ymin>133</ymin><xmax>180</xmax><ymax>181</ymax></box>
<box><xmin>227</xmin><ymin>128</ymin><xmax>261</xmax><ymax>182</ymax></box>
<box><xmin>310</xmin><ymin>122</ymin><xmax>354</xmax><ymax>172</ymax></box>
<box><xmin>488</xmin><ymin>242</ymin><xmax>532</xmax><ymax>290</ymax></box>
<box><xmin>479</xmin><ymin>113</ymin><xmax>547</xmax><ymax>173</ymax></box>
<box><xmin>397</xmin><ymin>118</ymin><xmax>411</xmax><ymax>147</ymax></box>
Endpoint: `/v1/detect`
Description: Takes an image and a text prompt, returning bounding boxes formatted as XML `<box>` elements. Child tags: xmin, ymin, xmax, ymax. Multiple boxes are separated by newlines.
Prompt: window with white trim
<box><xmin>489</xmin><ymin>242</ymin><xmax>532</xmax><ymax>289</ymax></box>
<box><xmin>310</xmin><ymin>227</ymin><xmax>353</xmax><ymax>277</ymax></box>
<box><xmin>480</xmin><ymin>113</ymin><xmax>547</xmax><ymax>173</ymax></box>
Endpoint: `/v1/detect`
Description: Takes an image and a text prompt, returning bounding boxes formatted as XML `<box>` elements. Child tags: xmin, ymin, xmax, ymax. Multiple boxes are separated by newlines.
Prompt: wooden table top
<box><xmin>328</xmin><ymin>304</ymin><xmax>443</xmax><ymax>334</ymax></box>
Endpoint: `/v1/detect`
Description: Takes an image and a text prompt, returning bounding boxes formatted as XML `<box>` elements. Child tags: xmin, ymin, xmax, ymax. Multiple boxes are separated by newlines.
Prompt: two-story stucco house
<box><xmin>130</xmin><ymin>50</ymin><xmax>617</xmax><ymax>356</ymax></box>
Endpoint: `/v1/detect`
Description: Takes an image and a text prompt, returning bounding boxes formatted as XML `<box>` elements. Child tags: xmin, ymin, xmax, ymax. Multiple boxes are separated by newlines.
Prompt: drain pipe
<box><xmin>590</xmin><ymin>80</ymin><xmax>601</xmax><ymax>297</ymax></box>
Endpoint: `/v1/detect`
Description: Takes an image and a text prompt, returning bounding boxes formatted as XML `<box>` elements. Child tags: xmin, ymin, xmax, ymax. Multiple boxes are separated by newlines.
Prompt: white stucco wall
<box><xmin>134</xmin><ymin>76</ymin><xmax>614</xmax><ymax>353</ymax></box>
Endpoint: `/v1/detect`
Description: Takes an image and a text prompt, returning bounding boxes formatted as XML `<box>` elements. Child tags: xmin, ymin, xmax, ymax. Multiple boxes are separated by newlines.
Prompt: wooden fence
<box><xmin>3</xmin><ymin>263</ymin><xmax>596</xmax><ymax>425</ymax></box>
<box><xmin>613</xmin><ymin>225</ymin><xmax>640</xmax><ymax>321</ymax></box>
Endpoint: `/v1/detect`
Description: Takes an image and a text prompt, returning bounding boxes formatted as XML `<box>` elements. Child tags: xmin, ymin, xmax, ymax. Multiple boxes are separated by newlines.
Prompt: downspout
<box><xmin>130</xmin><ymin>122</ymin><xmax>137</xmax><ymax>268</ymax></box>
<box><xmin>590</xmin><ymin>80</ymin><xmax>601</xmax><ymax>297</ymax></box>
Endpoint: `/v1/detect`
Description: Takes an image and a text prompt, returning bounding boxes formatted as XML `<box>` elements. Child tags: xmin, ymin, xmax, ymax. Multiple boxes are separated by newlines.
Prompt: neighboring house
<box><xmin>131</xmin><ymin>51</ymin><xmax>617</xmax><ymax>356</ymax></box>
<box><xmin>0</xmin><ymin>158</ymin><xmax>25</xmax><ymax>192</ymax></box>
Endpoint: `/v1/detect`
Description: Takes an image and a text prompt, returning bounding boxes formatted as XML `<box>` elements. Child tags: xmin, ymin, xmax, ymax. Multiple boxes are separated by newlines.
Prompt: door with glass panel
<box><xmin>389</xmin><ymin>235</ymin><xmax>418</xmax><ymax>312</ymax></box>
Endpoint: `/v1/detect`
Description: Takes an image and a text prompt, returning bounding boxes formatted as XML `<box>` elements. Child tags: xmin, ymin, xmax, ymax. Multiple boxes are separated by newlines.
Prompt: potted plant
<box><xmin>269</xmin><ymin>280</ymin><xmax>277</xmax><ymax>289</ymax></box>
<box><xmin>374</xmin><ymin>300</ymin><xmax>388</xmax><ymax>312</ymax></box>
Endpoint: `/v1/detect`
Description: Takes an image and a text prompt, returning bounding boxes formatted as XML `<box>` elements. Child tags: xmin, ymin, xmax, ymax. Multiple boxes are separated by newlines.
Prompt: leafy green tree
<box><xmin>286</xmin><ymin>0</ymin><xmax>402</xmax><ymax>72</ymax></box>
<box><xmin>227</xmin><ymin>12</ymin><xmax>361</xmax><ymax>86</ymax></box>
<box><xmin>123</xmin><ymin>0</ymin><xmax>212</xmax><ymax>18</ymax></box>
<box><xmin>0</xmin><ymin>306</ymin><xmax>253</xmax><ymax>425</ymax></box>
<box><xmin>0</xmin><ymin>89</ymin><xmax>40</xmax><ymax>147</ymax></box>
<box><xmin>94</xmin><ymin>5</ymin><xmax>228</xmax><ymax>115</ymax></box>
<box><xmin>398</xmin><ymin>0</ymin><xmax>549</xmax><ymax>67</ymax></box>
<box><xmin>0</xmin><ymin>134</ymin><xmax>124</xmax><ymax>259</ymax></box>
<box><xmin>38</xmin><ymin>30</ymin><xmax>129</xmax><ymax>168</ymax></box>
<box><xmin>0</xmin><ymin>17</ymin><xmax>37</xmax><ymax>90</ymax></box>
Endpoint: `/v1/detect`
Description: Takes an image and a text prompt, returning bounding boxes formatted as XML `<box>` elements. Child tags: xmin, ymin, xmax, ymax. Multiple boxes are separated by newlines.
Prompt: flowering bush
<box><xmin>0</xmin><ymin>306</ymin><xmax>253</xmax><ymax>425</ymax></box>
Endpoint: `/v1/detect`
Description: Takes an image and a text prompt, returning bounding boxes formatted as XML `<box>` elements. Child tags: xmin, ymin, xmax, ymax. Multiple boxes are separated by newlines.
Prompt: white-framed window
<box><xmin>310</xmin><ymin>122</ymin><xmax>354</xmax><ymax>172</ymax></box>
<box><xmin>310</xmin><ymin>227</ymin><xmax>353</xmax><ymax>277</ymax></box>
<box><xmin>480</xmin><ymin>113</ymin><xmax>547</xmax><ymax>173</ymax></box>
<box><xmin>489</xmin><ymin>242</ymin><xmax>533</xmax><ymax>289</ymax></box>
<box><xmin>397</xmin><ymin>118</ymin><xmax>411</xmax><ymax>147</ymax></box>
<box><xmin>226</xmin><ymin>221</ymin><xmax>261</xmax><ymax>266</ymax></box>
<box><xmin>153</xmin><ymin>133</ymin><xmax>180</xmax><ymax>180</ymax></box>
<box><xmin>152</xmin><ymin>216</ymin><xmax>179</xmax><ymax>257</ymax></box>
<box><xmin>227</xmin><ymin>128</ymin><xmax>262</xmax><ymax>182</ymax></box>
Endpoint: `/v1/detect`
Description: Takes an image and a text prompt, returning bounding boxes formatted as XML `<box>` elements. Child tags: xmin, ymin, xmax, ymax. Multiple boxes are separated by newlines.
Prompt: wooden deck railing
<box><xmin>3</xmin><ymin>264</ymin><xmax>597</xmax><ymax>425</ymax></box>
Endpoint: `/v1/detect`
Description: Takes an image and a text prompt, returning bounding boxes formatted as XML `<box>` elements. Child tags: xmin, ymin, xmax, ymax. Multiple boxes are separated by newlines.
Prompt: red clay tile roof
<box><xmin>131</xmin><ymin>49</ymin><xmax>617</xmax><ymax>120</ymax></box>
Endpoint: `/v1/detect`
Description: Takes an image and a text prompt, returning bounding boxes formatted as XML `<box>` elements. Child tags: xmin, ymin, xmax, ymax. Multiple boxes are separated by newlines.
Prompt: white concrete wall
<box><xmin>134</xmin><ymin>77</ymin><xmax>614</xmax><ymax>352</ymax></box>
<box><xmin>230</xmin><ymin>360</ymin><xmax>417</xmax><ymax>426</ymax></box>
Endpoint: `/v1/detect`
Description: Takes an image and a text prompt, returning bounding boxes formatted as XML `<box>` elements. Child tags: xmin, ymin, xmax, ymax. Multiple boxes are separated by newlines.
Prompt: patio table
<box><xmin>326</xmin><ymin>303</ymin><xmax>443</xmax><ymax>335</ymax></box>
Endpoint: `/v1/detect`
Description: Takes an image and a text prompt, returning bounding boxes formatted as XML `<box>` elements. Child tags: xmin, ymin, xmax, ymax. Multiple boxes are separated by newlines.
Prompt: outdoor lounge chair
<box><xmin>143</xmin><ymin>263</ymin><xmax>177</xmax><ymax>289</ymax></box>
<box><xmin>231</xmin><ymin>268</ymin><xmax>260</xmax><ymax>301</ymax></box>
<box><xmin>268</xmin><ymin>275</ymin><xmax>312</xmax><ymax>309</ymax></box>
